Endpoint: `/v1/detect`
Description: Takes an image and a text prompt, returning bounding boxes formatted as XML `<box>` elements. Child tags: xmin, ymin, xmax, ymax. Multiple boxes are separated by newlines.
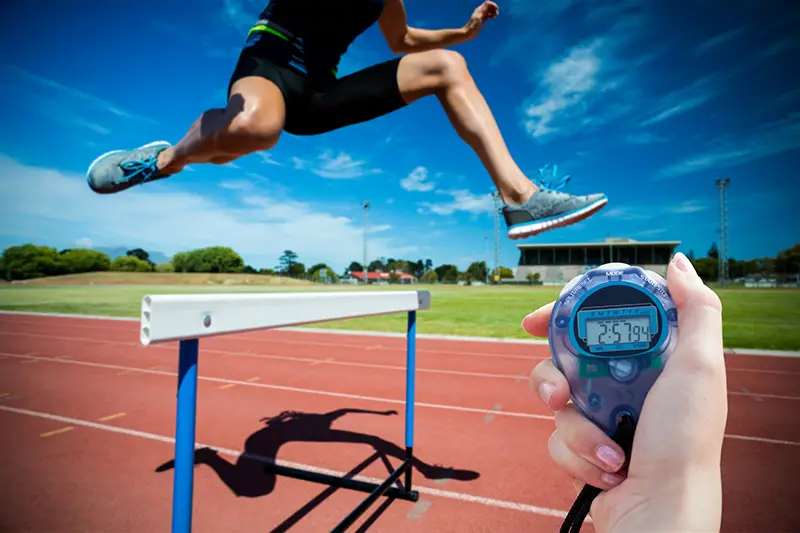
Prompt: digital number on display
<box><xmin>586</xmin><ymin>316</ymin><xmax>651</xmax><ymax>346</ymax></box>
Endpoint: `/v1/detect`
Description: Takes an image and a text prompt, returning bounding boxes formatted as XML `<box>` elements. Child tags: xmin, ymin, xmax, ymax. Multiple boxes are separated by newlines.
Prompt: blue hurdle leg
<box><xmin>173</xmin><ymin>338</ymin><xmax>199</xmax><ymax>533</ymax></box>
<box><xmin>404</xmin><ymin>310</ymin><xmax>416</xmax><ymax>490</ymax></box>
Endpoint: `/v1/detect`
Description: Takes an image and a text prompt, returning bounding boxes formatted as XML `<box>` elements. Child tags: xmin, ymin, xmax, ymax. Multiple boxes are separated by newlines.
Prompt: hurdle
<box><xmin>140</xmin><ymin>290</ymin><xmax>431</xmax><ymax>533</ymax></box>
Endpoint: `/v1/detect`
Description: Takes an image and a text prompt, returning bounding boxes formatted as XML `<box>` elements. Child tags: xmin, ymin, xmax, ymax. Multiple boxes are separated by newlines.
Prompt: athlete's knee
<box><xmin>226</xmin><ymin>108</ymin><xmax>283</xmax><ymax>151</ymax></box>
<box><xmin>426</xmin><ymin>49</ymin><xmax>469</xmax><ymax>86</ymax></box>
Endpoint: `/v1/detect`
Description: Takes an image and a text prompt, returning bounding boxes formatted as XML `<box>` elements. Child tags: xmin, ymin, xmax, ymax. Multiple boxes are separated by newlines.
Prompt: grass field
<box><xmin>1</xmin><ymin>273</ymin><xmax>798</xmax><ymax>350</ymax></box>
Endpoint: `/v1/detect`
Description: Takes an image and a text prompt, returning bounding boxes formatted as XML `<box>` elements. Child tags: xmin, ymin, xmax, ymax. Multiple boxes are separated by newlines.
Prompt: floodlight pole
<box><xmin>363</xmin><ymin>201</ymin><xmax>370</xmax><ymax>285</ymax></box>
<box><xmin>492</xmin><ymin>192</ymin><xmax>501</xmax><ymax>284</ymax></box>
<box><xmin>716</xmin><ymin>178</ymin><xmax>730</xmax><ymax>286</ymax></box>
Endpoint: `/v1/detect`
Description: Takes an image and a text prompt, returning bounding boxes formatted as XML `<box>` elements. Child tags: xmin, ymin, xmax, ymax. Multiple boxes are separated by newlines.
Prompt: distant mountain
<box><xmin>94</xmin><ymin>246</ymin><xmax>170</xmax><ymax>264</ymax></box>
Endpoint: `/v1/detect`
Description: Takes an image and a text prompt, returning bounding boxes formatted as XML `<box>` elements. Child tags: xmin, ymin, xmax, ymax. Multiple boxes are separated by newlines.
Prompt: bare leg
<box><xmin>156</xmin><ymin>77</ymin><xmax>287</xmax><ymax>176</ymax></box>
<box><xmin>396</xmin><ymin>50</ymin><xmax>537</xmax><ymax>205</ymax></box>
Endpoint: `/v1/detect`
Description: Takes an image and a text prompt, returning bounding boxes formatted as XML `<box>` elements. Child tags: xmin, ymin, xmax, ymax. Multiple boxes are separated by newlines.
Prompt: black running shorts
<box><xmin>227</xmin><ymin>33</ymin><xmax>408</xmax><ymax>136</ymax></box>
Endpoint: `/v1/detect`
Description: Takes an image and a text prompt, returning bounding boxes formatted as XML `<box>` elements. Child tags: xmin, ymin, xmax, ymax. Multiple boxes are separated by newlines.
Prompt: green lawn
<box><xmin>0</xmin><ymin>283</ymin><xmax>797</xmax><ymax>351</ymax></box>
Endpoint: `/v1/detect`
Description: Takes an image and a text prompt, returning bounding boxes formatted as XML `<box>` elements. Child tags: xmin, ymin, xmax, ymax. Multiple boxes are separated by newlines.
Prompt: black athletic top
<box><xmin>252</xmin><ymin>0</ymin><xmax>387</xmax><ymax>78</ymax></box>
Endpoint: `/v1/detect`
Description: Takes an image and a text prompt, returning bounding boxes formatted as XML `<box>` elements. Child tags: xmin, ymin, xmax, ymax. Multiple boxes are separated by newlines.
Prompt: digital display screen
<box><xmin>585</xmin><ymin>316</ymin><xmax>650</xmax><ymax>346</ymax></box>
<box><xmin>576</xmin><ymin>305</ymin><xmax>657</xmax><ymax>354</ymax></box>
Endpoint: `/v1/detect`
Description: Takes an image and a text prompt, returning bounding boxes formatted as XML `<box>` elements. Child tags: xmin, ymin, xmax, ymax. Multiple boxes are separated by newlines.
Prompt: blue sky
<box><xmin>0</xmin><ymin>0</ymin><xmax>798</xmax><ymax>273</ymax></box>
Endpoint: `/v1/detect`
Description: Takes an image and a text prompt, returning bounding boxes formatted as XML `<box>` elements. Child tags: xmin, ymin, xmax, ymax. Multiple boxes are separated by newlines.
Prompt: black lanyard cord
<box><xmin>559</xmin><ymin>414</ymin><xmax>638</xmax><ymax>533</ymax></box>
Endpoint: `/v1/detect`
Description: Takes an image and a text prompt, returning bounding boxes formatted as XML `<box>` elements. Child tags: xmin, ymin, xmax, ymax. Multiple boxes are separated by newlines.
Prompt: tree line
<box><xmin>0</xmin><ymin>243</ymin><xmax>512</xmax><ymax>284</ymax></box>
<box><xmin>688</xmin><ymin>242</ymin><xmax>799</xmax><ymax>282</ymax></box>
<box><xmin>2</xmin><ymin>241</ymin><xmax>796</xmax><ymax>284</ymax></box>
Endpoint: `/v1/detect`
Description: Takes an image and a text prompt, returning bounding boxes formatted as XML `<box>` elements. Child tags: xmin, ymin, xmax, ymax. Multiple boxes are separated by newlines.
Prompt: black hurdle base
<box><xmin>264</xmin><ymin>447</ymin><xmax>419</xmax><ymax>532</ymax></box>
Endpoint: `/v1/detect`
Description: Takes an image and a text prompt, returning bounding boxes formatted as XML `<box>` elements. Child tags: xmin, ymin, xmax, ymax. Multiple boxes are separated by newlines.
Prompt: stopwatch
<box><xmin>548</xmin><ymin>262</ymin><xmax>679</xmax><ymax>437</ymax></box>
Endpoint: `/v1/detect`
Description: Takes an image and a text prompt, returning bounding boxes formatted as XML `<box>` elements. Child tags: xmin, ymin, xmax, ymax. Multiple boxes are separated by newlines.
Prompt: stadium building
<box><xmin>514</xmin><ymin>238</ymin><xmax>680</xmax><ymax>284</ymax></box>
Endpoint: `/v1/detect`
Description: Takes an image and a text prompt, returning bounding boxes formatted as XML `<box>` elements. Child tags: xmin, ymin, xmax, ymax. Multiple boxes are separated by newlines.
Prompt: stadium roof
<box><xmin>516</xmin><ymin>238</ymin><xmax>681</xmax><ymax>249</ymax></box>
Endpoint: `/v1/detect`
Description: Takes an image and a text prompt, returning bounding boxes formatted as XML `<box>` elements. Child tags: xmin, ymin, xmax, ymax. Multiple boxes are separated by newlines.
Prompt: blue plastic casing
<box><xmin>548</xmin><ymin>262</ymin><xmax>679</xmax><ymax>436</ymax></box>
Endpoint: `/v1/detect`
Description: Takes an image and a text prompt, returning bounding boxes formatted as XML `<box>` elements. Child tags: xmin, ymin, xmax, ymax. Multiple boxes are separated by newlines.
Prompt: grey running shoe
<box><xmin>502</xmin><ymin>164</ymin><xmax>607</xmax><ymax>239</ymax></box>
<box><xmin>86</xmin><ymin>141</ymin><xmax>171</xmax><ymax>194</ymax></box>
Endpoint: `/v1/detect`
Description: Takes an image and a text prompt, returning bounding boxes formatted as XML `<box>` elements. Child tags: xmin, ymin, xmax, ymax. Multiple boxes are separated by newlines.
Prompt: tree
<box><xmin>1</xmin><ymin>244</ymin><xmax>68</xmax><ymax>280</ymax></box>
<box><xmin>278</xmin><ymin>250</ymin><xmax>298</xmax><ymax>275</ymax></box>
<box><xmin>420</xmin><ymin>269</ymin><xmax>438</xmax><ymax>283</ymax></box>
<box><xmin>111</xmin><ymin>256</ymin><xmax>151</xmax><ymax>272</ymax></box>
<box><xmin>465</xmin><ymin>261</ymin><xmax>487</xmax><ymax>282</ymax></box>
<box><xmin>345</xmin><ymin>261</ymin><xmax>362</xmax><ymax>276</ymax></box>
<box><xmin>171</xmin><ymin>247</ymin><xmax>244</xmax><ymax>273</ymax></box>
<box><xmin>368</xmin><ymin>259</ymin><xmax>386</xmax><ymax>272</ymax></box>
<box><xmin>434</xmin><ymin>264</ymin><xmax>459</xmax><ymax>283</ymax></box>
<box><xmin>127</xmin><ymin>248</ymin><xmax>152</xmax><ymax>265</ymax></box>
<box><xmin>707</xmin><ymin>242</ymin><xmax>719</xmax><ymax>259</ymax></box>
<box><xmin>776</xmin><ymin>244</ymin><xmax>800</xmax><ymax>276</ymax></box>
<box><xmin>60</xmin><ymin>249</ymin><xmax>112</xmax><ymax>273</ymax></box>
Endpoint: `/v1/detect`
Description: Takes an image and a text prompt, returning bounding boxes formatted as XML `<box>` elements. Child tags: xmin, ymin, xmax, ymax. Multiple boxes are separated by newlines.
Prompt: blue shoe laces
<box><xmin>119</xmin><ymin>156</ymin><xmax>162</xmax><ymax>186</ymax></box>
<box><xmin>535</xmin><ymin>163</ymin><xmax>571</xmax><ymax>192</ymax></box>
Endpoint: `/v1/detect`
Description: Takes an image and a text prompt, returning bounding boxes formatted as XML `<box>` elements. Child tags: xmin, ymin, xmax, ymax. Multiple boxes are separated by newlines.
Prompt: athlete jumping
<box><xmin>85</xmin><ymin>0</ymin><xmax>608</xmax><ymax>239</ymax></box>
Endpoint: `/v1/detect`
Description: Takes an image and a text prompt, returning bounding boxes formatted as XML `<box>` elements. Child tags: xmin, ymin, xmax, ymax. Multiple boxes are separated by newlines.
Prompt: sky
<box><xmin>0</xmin><ymin>0</ymin><xmax>798</xmax><ymax>273</ymax></box>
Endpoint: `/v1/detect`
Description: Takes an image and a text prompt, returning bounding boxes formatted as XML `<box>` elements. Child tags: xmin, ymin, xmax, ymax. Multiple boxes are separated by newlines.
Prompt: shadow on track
<box><xmin>154</xmin><ymin>407</ymin><xmax>480</xmax><ymax>531</ymax></box>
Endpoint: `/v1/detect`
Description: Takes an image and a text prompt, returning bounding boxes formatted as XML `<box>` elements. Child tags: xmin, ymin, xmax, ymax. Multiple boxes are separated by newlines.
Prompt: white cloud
<box><xmin>663</xmin><ymin>200</ymin><xmax>707</xmax><ymax>215</ymax></box>
<box><xmin>654</xmin><ymin>113</ymin><xmax>800</xmax><ymax>179</ymax></box>
<box><xmin>257</xmin><ymin>152</ymin><xmax>282</xmax><ymax>166</ymax></box>
<box><xmin>602</xmin><ymin>200</ymin><xmax>707</xmax><ymax>220</ymax></box>
<box><xmin>522</xmin><ymin>41</ymin><xmax>602</xmax><ymax>138</ymax></box>
<box><xmin>0</xmin><ymin>64</ymin><xmax>157</xmax><ymax>126</ymax></box>
<box><xmin>0</xmin><ymin>155</ymin><xmax>416</xmax><ymax>271</ymax></box>
<box><xmin>291</xmin><ymin>150</ymin><xmax>381</xmax><ymax>179</ymax></box>
<box><xmin>625</xmin><ymin>132</ymin><xmax>667</xmax><ymax>144</ymax></box>
<box><xmin>418</xmin><ymin>189</ymin><xmax>495</xmax><ymax>216</ymax></box>
<box><xmin>400</xmin><ymin>166</ymin><xmax>435</xmax><ymax>192</ymax></box>
<box><xmin>639</xmin><ymin>88</ymin><xmax>715</xmax><ymax>126</ymax></box>
<box><xmin>691</xmin><ymin>28</ymin><xmax>747</xmax><ymax>55</ymax></box>
<box><xmin>601</xmin><ymin>206</ymin><xmax>653</xmax><ymax>221</ymax></box>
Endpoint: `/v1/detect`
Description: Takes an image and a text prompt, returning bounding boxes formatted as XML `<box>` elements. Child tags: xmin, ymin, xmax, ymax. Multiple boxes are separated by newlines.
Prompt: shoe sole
<box><xmin>85</xmin><ymin>140</ymin><xmax>171</xmax><ymax>193</ymax></box>
<box><xmin>507</xmin><ymin>197</ymin><xmax>608</xmax><ymax>240</ymax></box>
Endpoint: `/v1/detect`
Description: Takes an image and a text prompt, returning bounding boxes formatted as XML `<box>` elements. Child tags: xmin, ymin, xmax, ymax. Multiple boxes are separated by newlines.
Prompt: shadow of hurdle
<box><xmin>154</xmin><ymin>408</ymin><xmax>481</xmax><ymax>531</ymax></box>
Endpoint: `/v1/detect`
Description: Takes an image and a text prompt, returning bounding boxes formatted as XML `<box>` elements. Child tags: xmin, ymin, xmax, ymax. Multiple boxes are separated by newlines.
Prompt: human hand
<box><xmin>525</xmin><ymin>253</ymin><xmax>728</xmax><ymax>533</ymax></box>
<box><xmin>464</xmin><ymin>1</ymin><xmax>499</xmax><ymax>38</ymax></box>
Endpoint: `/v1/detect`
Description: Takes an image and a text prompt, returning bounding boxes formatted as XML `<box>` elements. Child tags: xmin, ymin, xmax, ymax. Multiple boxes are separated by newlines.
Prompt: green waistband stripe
<box><xmin>248</xmin><ymin>24</ymin><xmax>289</xmax><ymax>41</ymax></box>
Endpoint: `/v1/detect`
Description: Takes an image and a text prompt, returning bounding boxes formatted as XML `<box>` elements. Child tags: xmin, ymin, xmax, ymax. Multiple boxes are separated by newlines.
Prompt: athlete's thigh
<box><xmin>285</xmin><ymin>58</ymin><xmax>407</xmax><ymax>136</ymax></box>
<box><xmin>227</xmin><ymin>49</ymin><xmax>290</xmax><ymax>127</ymax></box>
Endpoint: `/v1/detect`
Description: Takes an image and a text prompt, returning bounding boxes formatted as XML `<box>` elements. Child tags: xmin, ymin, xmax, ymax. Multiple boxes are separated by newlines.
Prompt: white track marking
<box><xmin>0</xmin><ymin>325</ymin><xmax>542</xmax><ymax>361</ymax></box>
<box><xmin>3</xmin><ymin>352</ymin><xmax>799</xmax><ymax>446</ymax></box>
<box><xmin>724</xmin><ymin>434</ymin><xmax>800</xmax><ymax>447</ymax></box>
<box><xmin>728</xmin><ymin>391</ymin><xmax>800</xmax><ymax>401</ymax></box>
<box><xmin>0</xmin><ymin>404</ymin><xmax>577</xmax><ymax>520</ymax></box>
<box><xmin>3</xmin><ymin>310</ymin><xmax>799</xmax><ymax>357</ymax></box>
<box><xmin>0</xmin><ymin>352</ymin><xmax>553</xmax><ymax>420</ymax></box>
<box><xmin>0</xmin><ymin>330</ymin><xmax>529</xmax><ymax>380</ymax></box>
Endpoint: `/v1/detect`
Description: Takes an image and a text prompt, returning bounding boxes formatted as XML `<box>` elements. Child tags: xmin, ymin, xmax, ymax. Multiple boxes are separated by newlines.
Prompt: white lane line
<box><xmin>3</xmin><ymin>310</ymin><xmax>799</xmax><ymax>357</ymax></box>
<box><xmin>0</xmin><ymin>330</ymin><xmax>527</xmax><ymax>380</ymax></box>
<box><xmin>0</xmin><ymin>352</ymin><xmax>553</xmax><ymax>421</ymax></box>
<box><xmin>0</xmin><ymin>404</ymin><xmax>575</xmax><ymax>520</ymax></box>
<box><xmin>5</xmin><ymin>352</ymin><xmax>799</xmax><ymax>447</ymax></box>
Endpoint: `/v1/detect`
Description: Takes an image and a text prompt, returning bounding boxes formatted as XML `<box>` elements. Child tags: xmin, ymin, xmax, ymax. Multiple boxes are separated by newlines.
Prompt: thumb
<box><xmin>663</xmin><ymin>252</ymin><xmax>726</xmax><ymax>380</ymax></box>
<box><xmin>632</xmin><ymin>252</ymin><xmax>728</xmax><ymax>473</ymax></box>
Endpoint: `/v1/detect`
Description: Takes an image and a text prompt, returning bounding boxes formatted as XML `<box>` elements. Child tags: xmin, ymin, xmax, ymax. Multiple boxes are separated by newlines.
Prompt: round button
<box><xmin>609</xmin><ymin>359</ymin><xmax>638</xmax><ymax>382</ymax></box>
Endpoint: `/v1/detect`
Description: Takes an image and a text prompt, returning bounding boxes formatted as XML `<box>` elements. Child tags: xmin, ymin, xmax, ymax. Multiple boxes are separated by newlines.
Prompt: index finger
<box><xmin>521</xmin><ymin>301</ymin><xmax>555</xmax><ymax>338</ymax></box>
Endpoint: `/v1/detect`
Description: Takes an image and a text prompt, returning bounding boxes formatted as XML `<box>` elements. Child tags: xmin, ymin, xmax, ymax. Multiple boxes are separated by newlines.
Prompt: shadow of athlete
<box><xmin>155</xmin><ymin>408</ymin><xmax>480</xmax><ymax>498</ymax></box>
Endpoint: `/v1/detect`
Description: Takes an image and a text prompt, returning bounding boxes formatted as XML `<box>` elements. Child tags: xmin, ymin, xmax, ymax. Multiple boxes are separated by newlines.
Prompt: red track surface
<box><xmin>0</xmin><ymin>312</ymin><xmax>798</xmax><ymax>532</ymax></box>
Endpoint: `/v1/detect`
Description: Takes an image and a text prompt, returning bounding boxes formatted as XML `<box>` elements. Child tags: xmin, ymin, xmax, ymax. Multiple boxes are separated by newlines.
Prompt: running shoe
<box><xmin>502</xmin><ymin>164</ymin><xmax>607</xmax><ymax>239</ymax></box>
<box><xmin>86</xmin><ymin>140</ymin><xmax>172</xmax><ymax>194</ymax></box>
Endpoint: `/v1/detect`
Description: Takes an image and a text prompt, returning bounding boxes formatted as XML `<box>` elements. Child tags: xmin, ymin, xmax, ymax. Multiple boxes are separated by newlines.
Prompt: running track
<box><xmin>0</xmin><ymin>312</ymin><xmax>798</xmax><ymax>533</ymax></box>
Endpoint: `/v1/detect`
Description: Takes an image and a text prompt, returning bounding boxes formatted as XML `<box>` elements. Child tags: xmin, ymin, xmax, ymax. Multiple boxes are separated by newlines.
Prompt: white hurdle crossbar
<box><xmin>140</xmin><ymin>290</ymin><xmax>431</xmax><ymax>533</ymax></box>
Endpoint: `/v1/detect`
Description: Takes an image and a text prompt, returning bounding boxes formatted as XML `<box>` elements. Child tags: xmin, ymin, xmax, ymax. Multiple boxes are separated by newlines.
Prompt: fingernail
<box><xmin>596</xmin><ymin>445</ymin><xmax>624</xmax><ymax>470</ymax></box>
<box><xmin>539</xmin><ymin>382</ymin><xmax>556</xmax><ymax>405</ymax></box>
<box><xmin>601</xmin><ymin>472</ymin><xmax>626</xmax><ymax>487</ymax></box>
<box><xmin>672</xmin><ymin>252</ymin><xmax>695</xmax><ymax>275</ymax></box>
